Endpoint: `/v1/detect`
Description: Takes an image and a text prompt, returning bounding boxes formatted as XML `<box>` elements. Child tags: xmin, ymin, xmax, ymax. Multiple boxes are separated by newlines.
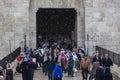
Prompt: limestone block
<box><xmin>3</xmin><ymin>0</ymin><xmax>13</xmax><ymax>7</ymax></box>
<box><xmin>93</xmin><ymin>12</ymin><xmax>104</xmax><ymax>21</ymax></box>
<box><xmin>85</xmin><ymin>0</ymin><xmax>93</xmax><ymax>7</ymax></box>
<box><xmin>93</xmin><ymin>0</ymin><xmax>107</xmax><ymax>8</ymax></box>
<box><xmin>0</xmin><ymin>9</ymin><xmax>4</xmax><ymax>21</ymax></box>
<box><xmin>85</xmin><ymin>8</ymin><xmax>94</xmax><ymax>17</ymax></box>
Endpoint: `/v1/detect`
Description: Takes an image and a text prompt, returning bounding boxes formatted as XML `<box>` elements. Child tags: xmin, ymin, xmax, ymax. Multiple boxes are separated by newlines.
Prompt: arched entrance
<box><xmin>36</xmin><ymin>8</ymin><xmax>77</xmax><ymax>49</ymax></box>
<box><xmin>29</xmin><ymin>0</ymin><xmax>85</xmax><ymax>49</ymax></box>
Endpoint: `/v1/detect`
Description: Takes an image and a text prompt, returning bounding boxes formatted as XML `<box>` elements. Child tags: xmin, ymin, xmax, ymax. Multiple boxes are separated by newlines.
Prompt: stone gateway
<box><xmin>0</xmin><ymin>0</ymin><xmax>120</xmax><ymax>58</ymax></box>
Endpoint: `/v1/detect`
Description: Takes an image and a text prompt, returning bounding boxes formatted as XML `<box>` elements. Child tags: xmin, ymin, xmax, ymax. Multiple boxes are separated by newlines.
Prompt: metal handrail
<box><xmin>0</xmin><ymin>47</ymin><xmax>21</xmax><ymax>66</ymax></box>
<box><xmin>96</xmin><ymin>46</ymin><xmax>120</xmax><ymax>66</ymax></box>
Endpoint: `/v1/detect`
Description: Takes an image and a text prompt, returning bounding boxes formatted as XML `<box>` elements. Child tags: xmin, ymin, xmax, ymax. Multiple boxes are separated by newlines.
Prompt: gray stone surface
<box><xmin>85</xmin><ymin>0</ymin><xmax>120</xmax><ymax>55</ymax></box>
<box><xmin>0</xmin><ymin>0</ymin><xmax>120</xmax><ymax>59</ymax></box>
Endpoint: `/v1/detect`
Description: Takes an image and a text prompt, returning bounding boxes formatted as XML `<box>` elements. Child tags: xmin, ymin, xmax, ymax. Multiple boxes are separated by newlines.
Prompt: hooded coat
<box><xmin>54</xmin><ymin>65</ymin><xmax>63</xmax><ymax>79</ymax></box>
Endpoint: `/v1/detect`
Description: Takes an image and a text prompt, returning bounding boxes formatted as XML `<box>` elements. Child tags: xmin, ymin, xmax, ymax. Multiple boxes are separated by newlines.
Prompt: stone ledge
<box><xmin>111</xmin><ymin>64</ymin><xmax>120</xmax><ymax>80</ymax></box>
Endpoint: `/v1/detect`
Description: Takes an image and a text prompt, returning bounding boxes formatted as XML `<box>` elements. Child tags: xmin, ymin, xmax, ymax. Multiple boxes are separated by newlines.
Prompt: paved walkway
<box><xmin>14</xmin><ymin>68</ymin><xmax>83</xmax><ymax>80</ymax></box>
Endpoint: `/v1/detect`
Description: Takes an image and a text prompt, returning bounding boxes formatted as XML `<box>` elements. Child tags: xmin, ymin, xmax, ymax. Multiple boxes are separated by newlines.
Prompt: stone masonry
<box><xmin>0</xmin><ymin>0</ymin><xmax>120</xmax><ymax>59</ymax></box>
<box><xmin>85</xmin><ymin>0</ymin><xmax>120</xmax><ymax>56</ymax></box>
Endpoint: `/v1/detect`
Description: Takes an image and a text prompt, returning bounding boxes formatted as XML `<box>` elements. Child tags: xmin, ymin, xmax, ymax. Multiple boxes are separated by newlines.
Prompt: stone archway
<box><xmin>29</xmin><ymin>0</ymin><xmax>85</xmax><ymax>49</ymax></box>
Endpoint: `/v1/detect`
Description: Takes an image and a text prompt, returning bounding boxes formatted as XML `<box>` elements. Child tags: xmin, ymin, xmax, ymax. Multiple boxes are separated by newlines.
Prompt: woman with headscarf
<box><xmin>6</xmin><ymin>63</ymin><xmax>13</xmax><ymax>80</ymax></box>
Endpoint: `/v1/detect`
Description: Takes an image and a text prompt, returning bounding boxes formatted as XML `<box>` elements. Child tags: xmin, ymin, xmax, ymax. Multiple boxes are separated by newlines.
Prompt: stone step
<box><xmin>111</xmin><ymin>64</ymin><xmax>120</xmax><ymax>80</ymax></box>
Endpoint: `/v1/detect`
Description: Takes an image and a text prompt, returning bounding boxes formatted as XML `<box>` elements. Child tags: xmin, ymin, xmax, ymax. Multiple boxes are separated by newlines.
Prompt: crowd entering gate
<box><xmin>14</xmin><ymin>44</ymin><xmax>113</xmax><ymax>80</ymax></box>
<box><xmin>0</xmin><ymin>43</ymin><xmax>114</xmax><ymax>80</ymax></box>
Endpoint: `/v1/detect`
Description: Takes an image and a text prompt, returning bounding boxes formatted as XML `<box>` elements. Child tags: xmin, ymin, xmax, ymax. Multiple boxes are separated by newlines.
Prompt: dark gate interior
<box><xmin>36</xmin><ymin>8</ymin><xmax>77</xmax><ymax>49</ymax></box>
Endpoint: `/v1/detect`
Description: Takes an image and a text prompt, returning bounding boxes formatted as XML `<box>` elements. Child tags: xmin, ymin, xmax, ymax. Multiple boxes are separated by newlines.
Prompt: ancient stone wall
<box><xmin>85</xmin><ymin>0</ymin><xmax>120</xmax><ymax>55</ymax></box>
<box><xmin>0</xmin><ymin>0</ymin><xmax>29</xmax><ymax>59</ymax></box>
<box><xmin>0</xmin><ymin>0</ymin><xmax>85</xmax><ymax>59</ymax></box>
<box><xmin>1</xmin><ymin>0</ymin><xmax>120</xmax><ymax>59</ymax></box>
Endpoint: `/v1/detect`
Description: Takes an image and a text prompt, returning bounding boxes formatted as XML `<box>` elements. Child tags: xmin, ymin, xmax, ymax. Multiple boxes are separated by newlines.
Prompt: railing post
<box><xmin>9</xmin><ymin>40</ymin><xmax>11</xmax><ymax>53</ymax></box>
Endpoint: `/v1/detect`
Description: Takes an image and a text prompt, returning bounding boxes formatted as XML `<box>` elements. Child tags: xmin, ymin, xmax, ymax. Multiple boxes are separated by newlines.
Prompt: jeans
<box><xmin>82</xmin><ymin>68</ymin><xmax>89</xmax><ymax>79</ymax></box>
<box><xmin>48</xmin><ymin>71</ymin><xmax>53</xmax><ymax>80</ymax></box>
<box><xmin>68</xmin><ymin>67</ymin><xmax>74</xmax><ymax>77</ymax></box>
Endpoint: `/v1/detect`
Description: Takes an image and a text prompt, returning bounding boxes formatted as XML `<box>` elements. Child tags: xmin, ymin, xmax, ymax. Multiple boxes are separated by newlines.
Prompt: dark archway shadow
<box><xmin>36</xmin><ymin>8</ymin><xmax>77</xmax><ymax>49</ymax></box>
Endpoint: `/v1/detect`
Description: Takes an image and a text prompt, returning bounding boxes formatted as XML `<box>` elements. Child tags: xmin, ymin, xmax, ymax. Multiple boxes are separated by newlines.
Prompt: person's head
<box><xmin>61</xmin><ymin>48</ymin><xmax>64</xmax><ymax>51</ymax></box>
<box><xmin>44</xmin><ymin>48</ymin><xmax>46</xmax><ymax>51</ymax></box>
<box><xmin>57</xmin><ymin>62</ymin><xmax>61</xmax><ymax>66</ymax></box>
<box><xmin>84</xmin><ymin>55</ymin><xmax>88</xmax><ymax>60</ymax></box>
<box><xmin>0</xmin><ymin>76</ymin><xmax>4</xmax><ymax>80</ymax></box>
<box><xmin>61</xmin><ymin>48</ymin><xmax>65</xmax><ymax>53</ymax></box>
<box><xmin>26</xmin><ymin>54</ymin><xmax>30</xmax><ymax>57</ymax></box>
<box><xmin>7</xmin><ymin>63</ymin><xmax>11</xmax><ymax>69</ymax></box>
<box><xmin>34</xmin><ymin>49</ymin><xmax>36</xmax><ymax>51</ymax></box>
<box><xmin>105</xmin><ymin>54</ymin><xmax>109</xmax><ymax>58</ymax></box>
<box><xmin>100</xmin><ymin>53</ymin><xmax>103</xmax><ymax>57</ymax></box>
<box><xmin>96</xmin><ymin>53</ymin><xmax>99</xmax><ymax>57</ymax></box>
<box><xmin>49</xmin><ymin>55</ymin><xmax>52</xmax><ymax>60</ymax></box>
<box><xmin>72</xmin><ymin>48</ymin><xmax>76</xmax><ymax>52</ymax></box>
<box><xmin>70</xmin><ymin>56</ymin><xmax>73</xmax><ymax>60</ymax></box>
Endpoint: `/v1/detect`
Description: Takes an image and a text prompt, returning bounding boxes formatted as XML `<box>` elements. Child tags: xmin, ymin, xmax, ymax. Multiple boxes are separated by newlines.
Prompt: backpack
<box><xmin>103</xmin><ymin>67</ymin><xmax>113</xmax><ymax>80</ymax></box>
<box><xmin>16</xmin><ymin>65</ymin><xmax>22</xmax><ymax>73</ymax></box>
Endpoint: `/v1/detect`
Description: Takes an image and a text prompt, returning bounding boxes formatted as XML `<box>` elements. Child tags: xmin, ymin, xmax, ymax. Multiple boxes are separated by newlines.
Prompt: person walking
<box><xmin>103</xmin><ymin>67</ymin><xmax>113</xmax><ymax>80</ymax></box>
<box><xmin>6</xmin><ymin>63</ymin><xmax>13</xmax><ymax>80</ymax></box>
<box><xmin>60</xmin><ymin>48</ymin><xmax>67</xmax><ymax>72</ymax></box>
<box><xmin>54</xmin><ymin>62</ymin><xmax>63</xmax><ymax>80</ymax></box>
<box><xmin>81</xmin><ymin>55</ymin><xmax>90</xmax><ymax>80</ymax></box>
<box><xmin>28</xmin><ymin>57</ymin><xmax>36</xmax><ymax>80</ymax></box>
<box><xmin>80</xmin><ymin>47</ymin><xmax>86</xmax><ymax>56</ymax></box>
<box><xmin>102</xmin><ymin>54</ymin><xmax>113</xmax><ymax>68</ymax></box>
<box><xmin>42</xmin><ymin>48</ymin><xmax>48</xmax><ymax>75</ymax></box>
<box><xmin>95</xmin><ymin>63</ymin><xmax>104</xmax><ymax>80</ymax></box>
<box><xmin>68</xmin><ymin>56</ymin><xmax>74</xmax><ymax>77</ymax></box>
<box><xmin>47</xmin><ymin>55</ymin><xmax>55</xmax><ymax>80</ymax></box>
<box><xmin>91</xmin><ymin>61</ymin><xmax>99</xmax><ymax>78</ymax></box>
<box><xmin>92</xmin><ymin>53</ymin><xmax>102</xmax><ymax>63</ymax></box>
<box><xmin>21</xmin><ymin>55</ymin><xmax>29</xmax><ymax>80</ymax></box>
<box><xmin>72</xmin><ymin>48</ymin><xmax>78</xmax><ymax>72</ymax></box>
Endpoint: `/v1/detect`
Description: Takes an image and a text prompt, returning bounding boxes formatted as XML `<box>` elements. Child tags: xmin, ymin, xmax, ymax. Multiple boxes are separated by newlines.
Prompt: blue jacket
<box><xmin>54</xmin><ymin>65</ymin><xmax>63</xmax><ymax>78</ymax></box>
<box><xmin>48</xmin><ymin>60</ymin><xmax>55</xmax><ymax>73</ymax></box>
<box><xmin>68</xmin><ymin>60</ymin><xmax>74</xmax><ymax>69</ymax></box>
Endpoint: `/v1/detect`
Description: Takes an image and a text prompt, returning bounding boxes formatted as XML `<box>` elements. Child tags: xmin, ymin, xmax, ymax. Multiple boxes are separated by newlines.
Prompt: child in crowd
<box><xmin>54</xmin><ymin>62</ymin><xmax>63</xmax><ymax>80</ymax></box>
<box><xmin>47</xmin><ymin>56</ymin><xmax>55</xmax><ymax>80</ymax></box>
<box><xmin>68</xmin><ymin>56</ymin><xmax>74</xmax><ymax>77</ymax></box>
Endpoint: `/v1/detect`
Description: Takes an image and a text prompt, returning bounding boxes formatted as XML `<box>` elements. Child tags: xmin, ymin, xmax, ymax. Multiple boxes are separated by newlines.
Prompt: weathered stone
<box><xmin>0</xmin><ymin>0</ymin><xmax>120</xmax><ymax>59</ymax></box>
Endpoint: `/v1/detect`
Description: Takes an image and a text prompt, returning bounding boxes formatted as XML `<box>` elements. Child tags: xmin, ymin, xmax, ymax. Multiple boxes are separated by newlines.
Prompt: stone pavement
<box><xmin>13</xmin><ymin>65</ymin><xmax>120</xmax><ymax>80</ymax></box>
<box><xmin>111</xmin><ymin>64</ymin><xmax>120</xmax><ymax>80</ymax></box>
<box><xmin>14</xmin><ymin>68</ymin><xmax>83</xmax><ymax>80</ymax></box>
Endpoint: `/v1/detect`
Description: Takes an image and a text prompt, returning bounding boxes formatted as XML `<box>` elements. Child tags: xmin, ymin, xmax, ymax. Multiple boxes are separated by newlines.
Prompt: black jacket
<box><xmin>6</xmin><ymin>69</ymin><xmax>13</xmax><ymax>80</ymax></box>
<box><xmin>95</xmin><ymin>67</ymin><xmax>104</xmax><ymax>80</ymax></box>
<box><xmin>92</xmin><ymin>56</ymin><xmax>102</xmax><ymax>63</ymax></box>
<box><xmin>103</xmin><ymin>68</ymin><xmax>113</xmax><ymax>80</ymax></box>
<box><xmin>102</xmin><ymin>58</ymin><xmax>113</xmax><ymax>67</ymax></box>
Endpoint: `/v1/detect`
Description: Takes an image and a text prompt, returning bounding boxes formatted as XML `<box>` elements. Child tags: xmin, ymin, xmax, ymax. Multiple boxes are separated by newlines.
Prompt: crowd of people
<box><xmin>14</xmin><ymin>44</ymin><xmax>113</xmax><ymax>80</ymax></box>
<box><xmin>15</xmin><ymin>46</ymin><xmax>84</xmax><ymax>80</ymax></box>
<box><xmin>0</xmin><ymin>43</ymin><xmax>114</xmax><ymax>80</ymax></box>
